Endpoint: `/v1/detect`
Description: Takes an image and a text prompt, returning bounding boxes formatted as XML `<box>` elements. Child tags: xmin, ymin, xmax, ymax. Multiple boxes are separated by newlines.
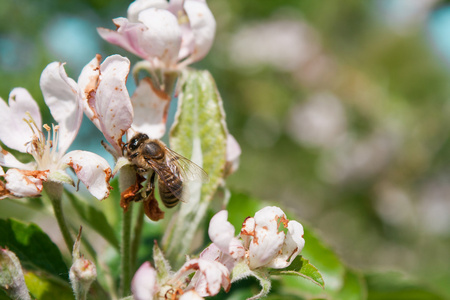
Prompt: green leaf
<box><xmin>65</xmin><ymin>190</ymin><xmax>120</xmax><ymax>250</ymax></box>
<box><xmin>164</xmin><ymin>69</ymin><xmax>228</xmax><ymax>265</ymax></box>
<box><xmin>0</xmin><ymin>219</ymin><xmax>68</xmax><ymax>283</ymax></box>
<box><xmin>24</xmin><ymin>272</ymin><xmax>73</xmax><ymax>300</ymax></box>
<box><xmin>301</xmin><ymin>224</ymin><xmax>346</xmax><ymax>293</ymax></box>
<box><xmin>270</xmin><ymin>256</ymin><xmax>325</xmax><ymax>288</ymax></box>
<box><xmin>249</xmin><ymin>269</ymin><xmax>272</xmax><ymax>300</ymax></box>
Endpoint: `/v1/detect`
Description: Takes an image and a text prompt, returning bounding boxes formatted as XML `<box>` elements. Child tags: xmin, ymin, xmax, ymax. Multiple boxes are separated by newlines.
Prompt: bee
<box><xmin>123</xmin><ymin>133</ymin><xmax>208</xmax><ymax>208</ymax></box>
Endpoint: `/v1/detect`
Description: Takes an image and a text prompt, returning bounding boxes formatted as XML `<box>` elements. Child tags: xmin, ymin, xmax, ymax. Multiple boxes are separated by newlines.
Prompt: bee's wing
<box><xmin>146</xmin><ymin>147</ymin><xmax>208</xmax><ymax>204</ymax></box>
<box><xmin>163</xmin><ymin>146</ymin><xmax>209</xmax><ymax>183</ymax></box>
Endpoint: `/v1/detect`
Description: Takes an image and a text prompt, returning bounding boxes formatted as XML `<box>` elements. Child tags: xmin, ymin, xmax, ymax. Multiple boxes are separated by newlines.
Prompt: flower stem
<box><xmin>118</xmin><ymin>165</ymin><xmax>137</xmax><ymax>297</ymax></box>
<box><xmin>130</xmin><ymin>203</ymin><xmax>144</xmax><ymax>271</ymax></box>
<box><xmin>43</xmin><ymin>182</ymin><xmax>74</xmax><ymax>252</ymax></box>
<box><xmin>120</xmin><ymin>204</ymin><xmax>133</xmax><ymax>297</ymax></box>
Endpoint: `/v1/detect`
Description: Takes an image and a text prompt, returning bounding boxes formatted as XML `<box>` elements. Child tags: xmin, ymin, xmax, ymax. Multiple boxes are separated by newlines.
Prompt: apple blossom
<box><xmin>97</xmin><ymin>0</ymin><xmax>216</xmax><ymax>70</ymax></box>
<box><xmin>79</xmin><ymin>54</ymin><xmax>171</xmax><ymax>157</ymax></box>
<box><xmin>0</xmin><ymin>63</ymin><xmax>112</xmax><ymax>200</ymax></box>
<box><xmin>78</xmin><ymin>54</ymin><xmax>134</xmax><ymax>157</ymax></box>
<box><xmin>242</xmin><ymin>206</ymin><xmax>305</xmax><ymax>269</ymax></box>
<box><xmin>203</xmin><ymin>207</ymin><xmax>305</xmax><ymax>271</ymax></box>
<box><xmin>131</xmin><ymin>258</ymin><xmax>230</xmax><ymax>299</ymax></box>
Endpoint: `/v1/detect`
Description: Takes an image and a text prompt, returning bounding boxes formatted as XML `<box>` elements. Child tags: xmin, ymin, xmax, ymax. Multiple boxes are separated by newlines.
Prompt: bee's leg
<box><xmin>147</xmin><ymin>171</ymin><xmax>156</xmax><ymax>193</ymax></box>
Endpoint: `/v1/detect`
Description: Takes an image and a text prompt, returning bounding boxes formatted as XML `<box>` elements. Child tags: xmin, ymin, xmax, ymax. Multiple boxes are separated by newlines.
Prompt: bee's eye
<box><xmin>128</xmin><ymin>133</ymin><xmax>149</xmax><ymax>151</ymax></box>
<box><xmin>128</xmin><ymin>138</ymin><xmax>140</xmax><ymax>151</ymax></box>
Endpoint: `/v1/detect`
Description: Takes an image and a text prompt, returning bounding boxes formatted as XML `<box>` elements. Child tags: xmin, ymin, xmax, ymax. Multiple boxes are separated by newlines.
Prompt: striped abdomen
<box><xmin>158</xmin><ymin>166</ymin><xmax>183</xmax><ymax>208</ymax></box>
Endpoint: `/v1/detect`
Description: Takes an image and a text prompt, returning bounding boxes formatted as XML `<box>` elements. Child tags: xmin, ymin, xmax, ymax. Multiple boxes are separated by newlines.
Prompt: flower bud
<box><xmin>69</xmin><ymin>227</ymin><xmax>97</xmax><ymax>300</ymax></box>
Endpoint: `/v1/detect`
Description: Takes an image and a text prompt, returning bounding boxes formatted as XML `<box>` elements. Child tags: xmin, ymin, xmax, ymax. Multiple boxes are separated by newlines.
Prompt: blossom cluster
<box><xmin>132</xmin><ymin>206</ymin><xmax>305</xmax><ymax>299</ymax></box>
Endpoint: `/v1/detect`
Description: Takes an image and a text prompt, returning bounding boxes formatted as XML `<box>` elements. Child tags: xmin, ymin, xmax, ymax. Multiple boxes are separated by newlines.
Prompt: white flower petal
<box><xmin>228</xmin><ymin>238</ymin><xmax>245</xmax><ymax>261</ymax></box>
<box><xmin>175</xmin><ymin>259</ymin><xmax>230</xmax><ymax>297</ymax></box>
<box><xmin>128</xmin><ymin>0</ymin><xmax>169</xmax><ymax>22</ymax></box>
<box><xmin>138</xmin><ymin>8</ymin><xmax>182</xmax><ymax>67</ymax></box>
<box><xmin>0</xmin><ymin>146</ymin><xmax>35</xmax><ymax>170</ymax></box>
<box><xmin>131</xmin><ymin>262</ymin><xmax>158</xmax><ymax>300</ymax></box>
<box><xmin>208</xmin><ymin>210</ymin><xmax>235</xmax><ymax>254</ymax></box>
<box><xmin>40</xmin><ymin>62</ymin><xmax>82</xmax><ymax>154</ymax></box>
<box><xmin>130</xmin><ymin>78</ymin><xmax>170</xmax><ymax>139</ymax></box>
<box><xmin>62</xmin><ymin>150</ymin><xmax>112</xmax><ymax>200</ymax></box>
<box><xmin>78</xmin><ymin>55</ymin><xmax>102</xmax><ymax>129</ymax></box>
<box><xmin>0</xmin><ymin>88</ymin><xmax>41</xmax><ymax>153</ymax></box>
<box><xmin>248</xmin><ymin>206</ymin><xmax>287</xmax><ymax>269</ymax></box>
<box><xmin>195</xmin><ymin>260</ymin><xmax>230</xmax><ymax>297</ymax></box>
<box><xmin>5</xmin><ymin>169</ymin><xmax>48</xmax><ymax>198</ymax></box>
<box><xmin>225</xmin><ymin>134</ymin><xmax>241</xmax><ymax>176</ymax></box>
<box><xmin>266</xmin><ymin>220</ymin><xmax>305</xmax><ymax>269</ymax></box>
<box><xmin>240</xmin><ymin>216</ymin><xmax>255</xmax><ymax>249</ymax></box>
<box><xmin>179</xmin><ymin>290</ymin><xmax>204</xmax><ymax>300</ymax></box>
<box><xmin>182</xmin><ymin>0</ymin><xmax>216</xmax><ymax>64</ymax></box>
<box><xmin>95</xmin><ymin>55</ymin><xmax>133</xmax><ymax>154</ymax></box>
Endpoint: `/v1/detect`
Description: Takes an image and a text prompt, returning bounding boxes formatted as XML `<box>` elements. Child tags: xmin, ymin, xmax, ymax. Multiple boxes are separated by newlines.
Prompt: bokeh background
<box><xmin>1</xmin><ymin>0</ymin><xmax>450</xmax><ymax>298</ymax></box>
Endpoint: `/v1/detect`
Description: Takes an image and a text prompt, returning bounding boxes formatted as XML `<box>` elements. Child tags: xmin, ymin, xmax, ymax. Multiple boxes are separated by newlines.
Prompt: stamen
<box><xmin>52</xmin><ymin>124</ymin><xmax>60</xmax><ymax>157</ymax></box>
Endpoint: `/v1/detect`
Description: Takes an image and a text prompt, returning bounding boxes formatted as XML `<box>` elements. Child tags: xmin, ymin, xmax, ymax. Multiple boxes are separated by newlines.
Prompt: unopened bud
<box><xmin>0</xmin><ymin>248</ymin><xmax>31</xmax><ymax>300</ymax></box>
<box><xmin>69</xmin><ymin>256</ymin><xmax>97</xmax><ymax>299</ymax></box>
<box><xmin>69</xmin><ymin>227</ymin><xmax>97</xmax><ymax>300</ymax></box>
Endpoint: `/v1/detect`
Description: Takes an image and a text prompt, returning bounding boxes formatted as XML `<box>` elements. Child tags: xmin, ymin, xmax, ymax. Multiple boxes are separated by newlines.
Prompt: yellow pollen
<box><xmin>177</xmin><ymin>11</ymin><xmax>189</xmax><ymax>25</ymax></box>
<box><xmin>43</xmin><ymin>124</ymin><xmax>51</xmax><ymax>131</ymax></box>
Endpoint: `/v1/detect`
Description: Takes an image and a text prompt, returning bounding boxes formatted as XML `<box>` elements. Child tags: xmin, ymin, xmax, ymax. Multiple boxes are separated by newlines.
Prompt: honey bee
<box><xmin>123</xmin><ymin>133</ymin><xmax>208</xmax><ymax>208</ymax></box>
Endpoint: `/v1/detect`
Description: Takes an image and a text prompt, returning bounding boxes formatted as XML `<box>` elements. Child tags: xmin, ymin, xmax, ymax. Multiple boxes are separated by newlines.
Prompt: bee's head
<box><xmin>124</xmin><ymin>133</ymin><xmax>149</xmax><ymax>157</ymax></box>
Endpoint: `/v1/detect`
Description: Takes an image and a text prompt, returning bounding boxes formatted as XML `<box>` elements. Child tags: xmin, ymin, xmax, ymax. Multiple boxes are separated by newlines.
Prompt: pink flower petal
<box><xmin>0</xmin><ymin>88</ymin><xmax>41</xmax><ymax>153</ymax></box>
<box><xmin>98</xmin><ymin>18</ymin><xmax>150</xmax><ymax>60</ymax></box>
<box><xmin>130</xmin><ymin>78</ymin><xmax>170</xmax><ymax>139</ymax></box>
<box><xmin>181</xmin><ymin>0</ymin><xmax>216</xmax><ymax>65</ymax></box>
<box><xmin>200</xmin><ymin>243</ymin><xmax>221</xmax><ymax>262</ymax></box>
<box><xmin>40</xmin><ymin>62</ymin><xmax>82</xmax><ymax>154</ymax></box>
<box><xmin>95</xmin><ymin>55</ymin><xmax>133</xmax><ymax>154</ymax></box>
<box><xmin>131</xmin><ymin>262</ymin><xmax>158</xmax><ymax>300</ymax></box>
<box><xmin>62</xmin><ymin>150</ymin><xmax>112</xmax><ymax>200</ymax></box>
<box><xmin>5</xmin><ymin>169</ymin><xmax>48</xmax><ymax>198</ymax></box>
<box><xmin>137</xmin><ymin>8</ymin><xmax>182</xmax><ymax>67</ymax></box>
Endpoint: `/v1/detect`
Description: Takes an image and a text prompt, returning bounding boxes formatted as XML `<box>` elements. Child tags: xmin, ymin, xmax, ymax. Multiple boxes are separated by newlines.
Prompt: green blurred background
<box><xmin>1</xmin><ymin>0</ymin><xmax>450</xmax><ymax>298</ymax></box>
